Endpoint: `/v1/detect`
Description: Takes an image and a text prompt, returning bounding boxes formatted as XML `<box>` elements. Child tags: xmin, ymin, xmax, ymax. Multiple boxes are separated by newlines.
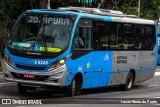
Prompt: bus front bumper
<box><xmin>2</xmin><ymin>59</ymin><xmax>68</xmax><ymax>87</ymax></box>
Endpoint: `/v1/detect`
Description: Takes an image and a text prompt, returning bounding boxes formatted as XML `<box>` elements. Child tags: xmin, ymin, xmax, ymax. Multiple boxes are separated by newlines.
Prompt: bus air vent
<box><xmin>16</xmin><ymin>64</ymin><xmax>46</xmax><ymax>70</ymax></box>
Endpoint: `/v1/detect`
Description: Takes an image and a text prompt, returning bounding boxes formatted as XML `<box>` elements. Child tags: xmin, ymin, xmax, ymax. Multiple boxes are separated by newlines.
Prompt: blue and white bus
<box><xmin>2</xmin><ymin>7</ymin><xmax>158</xmax><ymax>96</ymax></box>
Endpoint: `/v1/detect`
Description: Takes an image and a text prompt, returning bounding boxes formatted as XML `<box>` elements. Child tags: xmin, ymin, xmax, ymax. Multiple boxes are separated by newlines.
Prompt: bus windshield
<box><xmin>8</xmin><ymin>13</ymin><xmax>74</xmax><ymax>53</ymax></box>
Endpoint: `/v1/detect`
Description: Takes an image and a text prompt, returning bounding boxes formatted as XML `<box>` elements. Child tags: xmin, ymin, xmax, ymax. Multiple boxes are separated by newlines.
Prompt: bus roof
<box><xmin>27</xmin><ymin>7</ymin><xmax>155</xmax><ymax>25</ymax></box>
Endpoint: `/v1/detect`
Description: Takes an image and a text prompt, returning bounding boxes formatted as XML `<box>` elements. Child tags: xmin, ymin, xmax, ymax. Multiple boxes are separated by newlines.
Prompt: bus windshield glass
<box><xmin>8</xmin><ymin>13</ymin><xmax>74</xmax><ymax>53</ymax></box>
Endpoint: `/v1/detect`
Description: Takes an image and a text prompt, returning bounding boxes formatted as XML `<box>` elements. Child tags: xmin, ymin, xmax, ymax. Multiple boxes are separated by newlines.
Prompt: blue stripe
<box><xmin>154</xmin><ymin>22</ymin><xmax>158</xmax><ymax>67</ymax></box>
<box><xmin>85</xmin><ymin>14</ymin><xmax>112</xmax><ymax>21</ymax></box>
<box><xmin>112</xmin><ymin>68</ymin><xmax>155</xmax><ymax>73</ymax></box>
<box><xmin>27</xmin><ymin>9</ymin><xmax>84</xmax><ymax>16</ymax></box>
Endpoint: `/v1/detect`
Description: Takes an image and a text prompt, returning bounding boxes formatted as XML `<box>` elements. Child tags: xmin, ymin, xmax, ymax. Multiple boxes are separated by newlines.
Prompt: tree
<box><xmin>141</xmin><ymin>0</ymin><xmax>160</xmax><ymax>19</ymax></box>
<box><xmin>39</xmin><ymin>0</ymin><xmax>51</xmax><ymax>9</ymax></box>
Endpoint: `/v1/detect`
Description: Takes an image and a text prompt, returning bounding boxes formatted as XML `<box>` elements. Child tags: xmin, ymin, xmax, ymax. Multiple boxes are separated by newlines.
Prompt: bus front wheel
<box><xmin>65</xmin><ymin>77</ymin><xmax>82</xmax><ymax>97</ymax></box>
<box><xmin>120</xmin><ymin>72</ymin><xmax>134</xmax><ymax>91</ymax></box>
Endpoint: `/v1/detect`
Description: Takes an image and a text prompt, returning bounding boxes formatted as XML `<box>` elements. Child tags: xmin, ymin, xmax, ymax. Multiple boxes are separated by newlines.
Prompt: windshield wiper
<box><xmin>32</xmin><ymin>14</ymin><xmax>48</xmax><ymax>52</ymax></box>
<box><xmin>42</xmin><ymin>24</ymin><xmax>48</xmax><ymax>53</ymax></box>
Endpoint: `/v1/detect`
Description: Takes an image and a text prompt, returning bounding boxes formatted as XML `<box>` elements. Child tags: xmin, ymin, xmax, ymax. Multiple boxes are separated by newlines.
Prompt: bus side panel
<box><xmin>93</xmin><ymin>51</ymin><xmax>112</xmax><ymax>87</ymax></box>
<box><xmin>137</xmin><ymin>51</ymin><xmax>155</xmax><ymax>82</ymax></box>
<box><xmin>108</xmin><ymin>51</ymin><xmax>139</xmax><ymax>86</ymax></box>
<box><xmin>118</xmin><ymin>51</ymin><xmax>139</xmax><ymax>71</ymax></box>
<box><xmin>135</xmin><ymin>70</ymin><xmax>154</xmax><ymax>83</ymax></box>
<box><xmin>107</xmin><ymin>51</ymin><xmax>124</xmax><ymax>86</ymax></box>
<box><xmin>118</xmin><ymin>51</ymin><xmax>139</xmax><ymax>84</ymax></box>
<box><xmin>65</xmin><ymin>51</ymin><xmax>113</xmax><ymax>89</ymax></box>
<box><xmin>139</xmin><ymin>51</ymin><xmax>155</xmax><ymax>68</ymax></box>
<box><xmin>82</xmin><ymin>72</ymin><xmax>101</xmax><ymax>89</ymax></box>
<box><xmin>108</xmin><ymin>51</ymin><xmax>155</xmax><ymax>85</ymax></box>
<box><xmin>65</xmin><ymin>52</ymin><xmax>97</xmax><ymax>88</ymax></box>
<box><xmin>65</xmin><ymin>58</ymin><xmax>74</xmax><ymax>86</ymax></box>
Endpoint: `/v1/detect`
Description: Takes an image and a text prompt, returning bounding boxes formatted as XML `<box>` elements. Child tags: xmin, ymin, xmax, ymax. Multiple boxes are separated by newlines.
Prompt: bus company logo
<box><xmin>27</xmin><ymin>52</ymin><xmax>41</xmax><ymax>55</ymax></box>
<box><xmin>2</xmin><ymin>99</ymin><xmax>11</xmax><ymax>104</ymax></box>
<box><xmin>28</xmin><ymin>60</ymin><xmax>34</xmax><ymax>64</ymax></box>
<box><xmin>87</xmin><ymin>62</ymin><xmax>91</xmax><ymax>68</ymax></box>
<box><xmin>114</xmin><ymin>55</ymin><xmax>118</xmax><ymax>64</ymax></box>
<box><xmin>78</xmin><ymin>66</ymin><xmax>83</xmax><ymax>71</ymax></box>
<box><xmin>103</xmin><ymin>54</ymin><xmax>110</xmax><ymax>60</ymax></box>
<box><xmin>114</xmin><ymin>55</ymin><xmax>127</xmax><ymax>64</ymax></box>
<box><xmin>2</xmin><ymin>99</ymin><xmax>42</xmax><ymax>105</ymax></box>
<box><xmin>133</xmin><ymin>54</ymin><xmax>136</xmax><ymax>61</ymax></box>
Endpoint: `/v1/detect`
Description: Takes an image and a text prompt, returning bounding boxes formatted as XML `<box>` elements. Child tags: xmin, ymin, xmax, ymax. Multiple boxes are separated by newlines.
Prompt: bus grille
<box><xmin>11</xmin><ymin>72</ymin><xmax>49</xmax><ymax>81</ymax></box>
<box><xmin>16</xmin><ymin>64</ymin><xmax>46</xmax><ymax>70</ymax></box>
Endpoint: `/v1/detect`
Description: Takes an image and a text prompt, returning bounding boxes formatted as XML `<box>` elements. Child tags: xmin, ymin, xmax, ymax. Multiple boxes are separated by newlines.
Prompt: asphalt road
<box><xmin>0</xmin><ymin>73</ymin><xmax>160</xmax><ymax>106</ymax></box>
<box><xmin>0</xmin><ymin>76</ymin><xmax>160</xmax><ymax>98</ymax></box>
<box><xmin>0</xmin><ymin>67</ymin><xmax>160</xmax><ymax>107</ymax></box>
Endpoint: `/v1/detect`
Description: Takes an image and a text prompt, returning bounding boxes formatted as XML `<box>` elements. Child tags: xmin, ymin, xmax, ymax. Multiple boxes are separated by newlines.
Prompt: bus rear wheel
<box><xmin>120</xmin><ymin>72</ymin><xmax>134</xmax><ymax>91</ymax></box>
<box><xmin>65</xmin><ymin>77</ymin><xmax>82</xmax><ymax>97</ymax></box>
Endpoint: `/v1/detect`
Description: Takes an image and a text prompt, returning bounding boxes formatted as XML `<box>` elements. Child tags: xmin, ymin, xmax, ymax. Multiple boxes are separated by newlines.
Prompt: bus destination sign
<box><xmin>26</xmin><ymin>16</ymin><xmax>70</xmax><ymax>25</ymax></box>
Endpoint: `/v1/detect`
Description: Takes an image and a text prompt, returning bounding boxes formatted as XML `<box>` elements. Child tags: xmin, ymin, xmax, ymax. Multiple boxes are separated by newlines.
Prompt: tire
<box><xmin>120</xmin><ymin>72</ymin><xmax>134</xmax><ymax>91</ymax></box>
<box><xmin>65</xmin><ymin>77</ymin><xmax>82</xmax><ymax>97</ymax></box>
<box><xmin>18</xmin><ymin>83</ymin><xmax>28</xmax><ymax>94</ymax></box>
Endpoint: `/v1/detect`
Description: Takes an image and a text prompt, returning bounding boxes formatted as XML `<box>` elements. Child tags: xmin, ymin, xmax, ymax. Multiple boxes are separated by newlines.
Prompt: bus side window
<box><xmin>109</xmin><ymin>23</ymin><xmax>118</xmax><ymax>49</ymax></box>
<box><xmin>93</xmin><ymin>21</ymin><xmax>109</xmax><ymax>50</ymax></box>
<box><xmin>100</xmin><ymin>25</ymin><xmax>109</xmax><ymax>50</ymax></box>
<box><xmin>134</xmin><ymin>26</ymin><xmax>144</xmax><ymax>50</ymax></box>
<box><xmin>123</xmin><ymin>24</ymin><xmax>134</xmax><ymax>50</ymax></box>
<box><xmin>143</xmin><ymin>26</ymin><xmax>155</xmax><ymax>49</ymax></box>
<box><xmin>73</xmin><ymin>27</ymin><xmax>80</xmax><ymax>48</ymax></box>
<box><xmin>73</xmin><ymin>27</ymin><xmax>92</xmax><ymax>49</ymax></box>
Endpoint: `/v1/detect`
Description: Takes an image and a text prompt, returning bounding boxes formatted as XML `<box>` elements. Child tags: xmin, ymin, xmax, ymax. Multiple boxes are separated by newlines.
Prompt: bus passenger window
<box><xmin>109</xmin><ymin>23</ymin><xmax>119</xmax><ymax>49</ymax></box>
<box><xmin>100</xmin><ymin>35</ymin><xmax>108</xmax><ymax>49</ymax></box>
<box><xmin>123</xmin><ymin>24</ymin><xmax>134</xmax><ymax>50</ymax></box>
<box><xmin>100</xmin><ymin>27</ymin><xmax>109</xmax><ymax>50</ymax></box>
<box><xmin>73</xmin><ymin>27</ymin><xmax>92</xmax><ymax>49</ymax></box>
<box><xmin>143</xmin><ymin>26</ymin><xmax>155</xmax><ymax>49</ymax></box>
<box><xmin>110</xmin><ymin>34</ymin><xmax>118</xmax><ymax>49</ymax></box>
<box><xmin>93</xmin><ymin>21</ymin><xmax>109</xmax><ymax>50</ymax></box>
<box><xmin>134</xmin><ymin>26</ymin><xmax>144</xmax><ymax>50</ymax></box>
<box><xmin>78</xmin><ymin>34</ymin><xmax>85</xmax><ymax>48</ymax></box>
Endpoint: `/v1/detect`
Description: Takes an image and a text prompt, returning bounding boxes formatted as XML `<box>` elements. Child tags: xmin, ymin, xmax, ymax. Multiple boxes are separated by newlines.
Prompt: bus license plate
<box><xmin>24</xmin><ymin>74</ymin><xmax>35</xmax><ymax>78</ymax></box>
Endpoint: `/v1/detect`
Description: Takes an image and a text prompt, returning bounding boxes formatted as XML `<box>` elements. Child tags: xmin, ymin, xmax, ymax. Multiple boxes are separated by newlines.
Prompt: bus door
<box><xmin>72</xmin><ymin>19</ymin><xmax>95</xmax><ymax>89</ymax></box>
<box><xmin>93</xmin><ymin>21</ymin><xmax>112</xmax><ymax>87</ymax></box>
<box><xmin>136</xmin><ymin>25</ymin><xmax>156</xmax><ymax>81</ymax></box>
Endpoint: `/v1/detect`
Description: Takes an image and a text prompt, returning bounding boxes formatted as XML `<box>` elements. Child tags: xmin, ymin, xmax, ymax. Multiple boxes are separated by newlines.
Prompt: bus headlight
<box><xmin>48</xmin><ymin>58</ymin><xmax>66</xmax><ymax>71</ymax></box>
<box><xmin>54</xmin><ymin>59</ymin><xmax>66</xmax><ymax>68</ymax></box>
<box><xmin>4</xmin><ymin>53</ymin><xmax>14</xmax><ymax>68</ymax></box>
<box><xmin>48</xmin><ymin>54</ymin><xmax>72</xmax><ymax>72</ymax></box>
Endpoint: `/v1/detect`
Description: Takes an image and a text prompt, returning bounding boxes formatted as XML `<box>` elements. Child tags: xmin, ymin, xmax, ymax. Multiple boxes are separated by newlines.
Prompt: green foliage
<box><xmin>0</xmin><ymin>0</ymin><xmax>159</xmax><ymax>58</ymax></box>
<box><xmin>0</xmin><ymin>0</ymin><xmax>160</xmax><ymax>33</ymax></box>
<box><xmin>140</xmin><ymin>0</ymin><xmax>160</xmax><ymax>19</ymax></box>
<box><xmin>0</xmin><ymin>0</ymin><xmax>39</xmax><ymax>53</ymax></box>
<box><xmin>0</xmin><ymin>0</ymin><xmax>39</xmax><ymax>32</ymax></box>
